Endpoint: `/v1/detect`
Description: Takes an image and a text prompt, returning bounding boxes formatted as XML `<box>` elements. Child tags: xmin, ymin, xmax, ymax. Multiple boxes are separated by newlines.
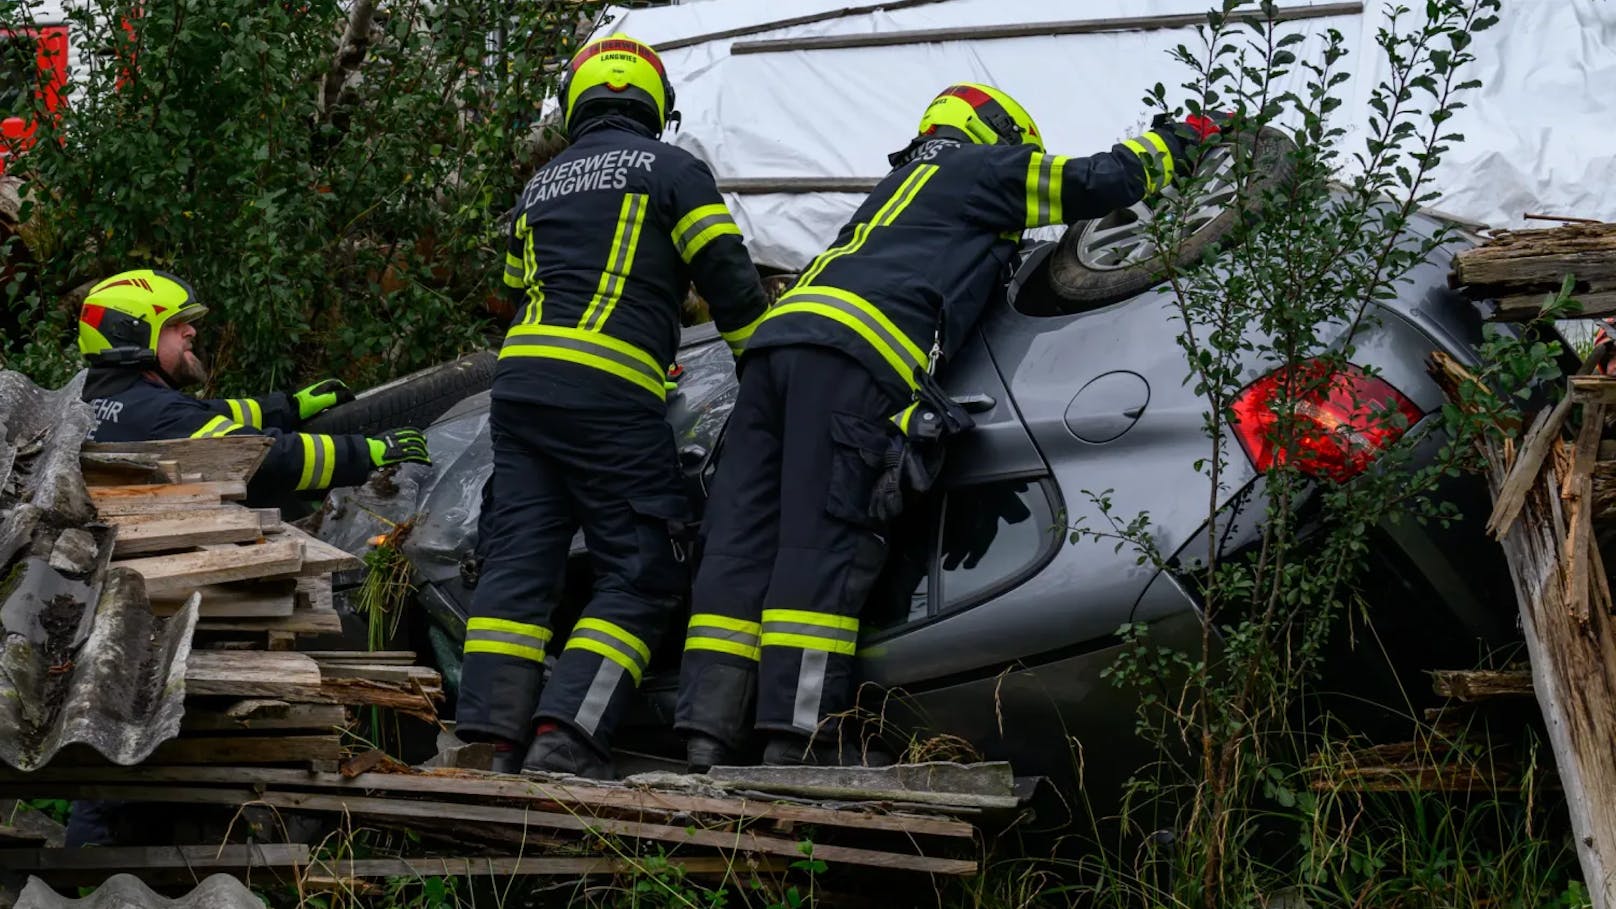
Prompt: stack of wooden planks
<box><xmin>1437</xmin><ymin>221</ymin><xmax>1616</xmax><ymax>909</ymax></box>
<box><xmin>78</xmin><ymin>434</ymin><xmax>443</xmax><ymax>767</ymax></box>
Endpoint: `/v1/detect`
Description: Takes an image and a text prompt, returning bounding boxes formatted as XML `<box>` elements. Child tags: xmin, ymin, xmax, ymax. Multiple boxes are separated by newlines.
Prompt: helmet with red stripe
<box><xmin>916</xmin><ymin>83</ymin><xmax>1043</xmax><ymax>151</ymax></box>
<box><xmin>78</xmin><ymin>269</ymin><xmax>208</xmax><ymax>368</ymax></box>
<box><xmin>561</xmin><ymin>33</ymin><xmax>677</xmax><ymax>135</ymax></box>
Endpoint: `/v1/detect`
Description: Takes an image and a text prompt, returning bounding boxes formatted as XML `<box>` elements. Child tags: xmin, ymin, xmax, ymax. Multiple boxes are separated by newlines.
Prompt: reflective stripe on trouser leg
<box><xmin>760</xmin><ymin>607</ymin><xmax>860</xmax><ymax>735</ymax></box>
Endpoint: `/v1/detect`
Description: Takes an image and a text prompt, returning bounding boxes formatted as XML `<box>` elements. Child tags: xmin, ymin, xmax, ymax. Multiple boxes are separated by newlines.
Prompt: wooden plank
<box><xmin>0</xmin><ymin>824</ymin><xmax>47</xmax><ymax>847</ymax></box>
<box><xmin>182</xmin><ymin>702</ymin><xmax>349</xmax><ymax>733</ymax></box>
<box><xmin>113</xmin><ymin>540</ymin><xmax>303</xmax><ymax>597</ymax></box>
<box><xmin>1495</xmin><ymin>290</ymin><xmax>1616</xmax><ymax>321</ymax></box>
<box><xmin>305</xmin><ymin>651</ymin><xmax>417</xmax><ymax>663</ymax></box>
<box><xmin>80</xmin><ymin>452</ymin><xmax>169</xmax><ymax>486</ymax></box>
<box><xmin>198</xmin><ymin>609</ymin><xmax>343</xmax><ymax>635</ymax></box>
<box><xmin>297</xmin><ymin>576</ymin><xmax>334</xmax><ymax>612</ymax></box>
<box><xmin>0</xmin><ymin>785</ymin><xmax>977</xmax><ymax>875</ymax></box>
<box><xmin>154</xmin><ymin>580</ymin><xmax>297</xmax><ymax>618</ymax></box>
<box><xmin>0</xmin><ymin>766</ymin><xmax>975</xmax><ymax>838</ymax></box>
<box><xmin>1573</xmin><ymin>375</ymin><xmax>1616</xmax><ymax>405</ymax></box>
<box><xmin>730</xmin><ymin>1</ymin><xmax>1362</xmax><ymax>54</ymax></box>
<box><xmin>315</xmin><ymin>679</ymin><xmax>441</xmax><ymax>722</ymax></box>
<box><xmin>1565</xmin><ymin>403</ymin><xmax>1606</xmax><ymax>623</ymax></box>
<box><xmin>0</xmin><ymin>843</ymin><xmax>309</xmax><ymax>872</ymax></box>
<box><xmin>315</xmin><ymin>663</ymin><xmax>439</xmax><ymax>685</ymax></box>
<box><xmin>310</xmin><ymin>855</ymin><xmax>789</xmax><ymax>877</ymax></box>
<box><xmin>1487</xmin><ymin>350</ymin><xmax>1604</xmax><ymax>538</ymax></box>
<box><xmin>1430</xmin><ymin>669</ymin><xmax>1533</xmax><ymax>700</ymax></box>
<box><xmin>185</xmin><ymin>650</ymin><xmax>323</xmax><ymax>698</ymax></box>
<box><xmin>83</xmin><ymin>435</ymin><xmax>274</xmax><ymax>483</ymax></box>
<box><xmin>89</xmin><ymin>480</ymin><xmax>246</xmax><ymax>515</ymax></box>
<box><xmin>268</xmin><ymin>523</ymin><xmax>363</xmax><ymax>574</ymax></box>
<box><xmin>143</xmin><ymin>735</ymin><xmax>342</xmax><ymax>765</ymax></box>
<box><xmin>110</xmin><ymin>507</ymin><xmax>265</xmax><ymax>556</ymax></box>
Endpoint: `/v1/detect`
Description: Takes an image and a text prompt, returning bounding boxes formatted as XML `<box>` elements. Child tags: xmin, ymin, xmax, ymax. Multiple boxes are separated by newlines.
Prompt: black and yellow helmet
<box><xmin>560</xmin><ymin>33</ymin><xmax>676</xmax><ymax>135</ymax></box>
<box><xmin>77</xmin><ymin>269</ymin><xmax>208</xmax><ymax>368</ymax></box>
<box><xmin>917</xmin><ymin>83</ymin><xmax>1043</xmax><ymax>151</ymax></box>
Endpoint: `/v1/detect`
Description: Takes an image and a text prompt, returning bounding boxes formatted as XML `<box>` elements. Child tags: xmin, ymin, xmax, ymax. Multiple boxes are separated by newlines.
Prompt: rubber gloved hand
<box><xmin>368</xmin><ymin>428</ymin><xmax>431</xmax><ymax>468</ymax></box>
<box><xmin>293</xmin><ymin>378</ymin><xmax>355</xmax><ymax>421</ymax></box>
<box><xmin>1149</xmin><ymin>110</ymin><xmax>1232</xmax><ymax>177</ymax></box>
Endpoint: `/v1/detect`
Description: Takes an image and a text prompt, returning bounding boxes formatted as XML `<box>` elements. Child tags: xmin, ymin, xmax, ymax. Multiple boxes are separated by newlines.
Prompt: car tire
<box><xmin>1046</xmin><ymin>126</ymin><xmax>1298</xmax><ymax>306</ymax></box>
<box><xmin>301</xmin><ymin>351</ymin><xmax>497</xmax><ymax>437</ymax></box>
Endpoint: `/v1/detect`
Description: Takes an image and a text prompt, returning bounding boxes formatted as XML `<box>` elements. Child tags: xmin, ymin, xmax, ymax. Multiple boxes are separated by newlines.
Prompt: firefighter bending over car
<box><xmin>453</xmin><ymin>34</ymin><xmax>768</xmax><ymax>777</ymax></box>
<box><xmin>674</xmin><ymin>84</ymin><xmax>1222</xmax><ymax>768</ymax></box>
<box><xmin>77</xmin><ymin>270</ymin><xmax>432</xmax><ymax>504</ymax></box>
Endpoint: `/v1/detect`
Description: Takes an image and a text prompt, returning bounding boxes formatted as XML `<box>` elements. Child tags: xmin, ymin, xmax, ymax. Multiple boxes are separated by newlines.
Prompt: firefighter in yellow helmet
<box><xmin>453</xmin><ymin>33</ymin><xmax>767</xmax><ymax>776</ymax></box>
<box><xmin>674</xmin><ymin>85</ymin><xmax>1221</xmax><ymax>768</ymax></box>
<box><xmin>77</xmin><ymin>270</ymin><xmax>431</xmax><ymax>506</ymax></box>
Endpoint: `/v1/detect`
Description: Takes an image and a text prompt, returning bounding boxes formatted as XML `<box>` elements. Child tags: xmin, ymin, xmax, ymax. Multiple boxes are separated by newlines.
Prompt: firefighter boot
<box><xmin>684</xmin><ymin>733</ymin><xmax>732</xmax><ymax>773</ymax></box>
<box><xmin>523</xmin><ymin>722</ymin><xmax>614</xmax><ymax>779</ymax></box>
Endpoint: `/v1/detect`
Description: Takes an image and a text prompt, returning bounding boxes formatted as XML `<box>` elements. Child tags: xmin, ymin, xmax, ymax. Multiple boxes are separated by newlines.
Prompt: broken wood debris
<box><xmin>1451</xmin><ymin>221</ymin><xmax>1616</xmax><ymax>320</ymax></box>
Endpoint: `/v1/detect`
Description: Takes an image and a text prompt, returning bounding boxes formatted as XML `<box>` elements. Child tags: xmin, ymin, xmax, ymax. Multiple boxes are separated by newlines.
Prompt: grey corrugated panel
<box><xmin>15</xmin><ymin>872</ymin><xmax>264</xmax><ymax>909</ymax></box>
<box><xmin>0</xmin><ymin>369</ymin><xmax>197</xmax><ymax>771</ymax></box>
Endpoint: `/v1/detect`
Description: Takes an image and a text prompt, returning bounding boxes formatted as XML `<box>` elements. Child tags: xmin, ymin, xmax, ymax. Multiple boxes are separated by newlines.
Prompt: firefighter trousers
<box><xmin>675</xmin><ymin>346</ymin><xmax>904</xmax><ymax>746</ymax></box>
<box><xmin>456</xmin><ymin>396</ymin><xmax>690</xmax><ymax>752</ymax></box>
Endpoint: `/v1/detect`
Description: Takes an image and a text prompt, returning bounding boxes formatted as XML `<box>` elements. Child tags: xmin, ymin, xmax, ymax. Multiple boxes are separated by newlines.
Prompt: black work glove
<box><xmin>1150</xmin><ymin>110</ymin><xmax>1232</xmax><ymax>177</ymax></box>
<box><xmin>367</xmin><ymin>428</ymin><xmax>431</xmax><ymax>468</ymax></box>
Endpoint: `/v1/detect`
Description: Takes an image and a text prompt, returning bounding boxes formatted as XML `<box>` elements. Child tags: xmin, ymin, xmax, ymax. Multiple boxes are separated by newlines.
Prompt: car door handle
<box><xmin>952</xmin><ymin>393</ymin><xmax>997</xmax><ymax>413</ymax></box>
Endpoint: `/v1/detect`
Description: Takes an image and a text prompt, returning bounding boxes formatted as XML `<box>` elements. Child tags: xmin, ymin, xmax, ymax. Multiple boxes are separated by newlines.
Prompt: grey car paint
<box><xmin>315</xmin><ymin>210</ymin><xmax>1526</xmax><ymax>790</ymax></box>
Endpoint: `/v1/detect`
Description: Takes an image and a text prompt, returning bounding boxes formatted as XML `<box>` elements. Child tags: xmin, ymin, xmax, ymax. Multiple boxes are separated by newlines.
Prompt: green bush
<box><xmin>0</xmin><ymin>0</ymin><xmax>597</xmax><ymax>393</ymax></box>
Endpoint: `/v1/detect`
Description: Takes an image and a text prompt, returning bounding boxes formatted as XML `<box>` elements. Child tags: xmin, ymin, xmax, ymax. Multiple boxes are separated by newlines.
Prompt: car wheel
<box><xmin>302</xmin><ymin>351</ymin><xmax>497</xmax><ymax>437</ymax></box>
<box><xmin>1046</xmin><ymin>126</ymin><xmax>1298</xmax><ymax>306</ymax></box>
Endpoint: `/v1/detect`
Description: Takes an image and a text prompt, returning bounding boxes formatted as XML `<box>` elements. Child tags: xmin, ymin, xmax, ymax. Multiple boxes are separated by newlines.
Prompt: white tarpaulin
<box><xmin>592</xmin><ymin>0</ymin><xmax>1616</xmax><ymax>271</ymax></box>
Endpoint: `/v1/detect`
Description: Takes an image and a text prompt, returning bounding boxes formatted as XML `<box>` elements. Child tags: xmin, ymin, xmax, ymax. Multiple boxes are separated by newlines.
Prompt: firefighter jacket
<box><xmin>83</xmin><ymin>367</ymin><xmax>372</xmax><ymax>493</ymax></box>
<box><xmin>496</xmin><ymin>115</ymin><xmax>769</xmax><ymax>413</ymax></box>
<box><xmin>747</xmin><ymin>136</ymin><xmax>1160</xmax><ymax>401</ymax></box>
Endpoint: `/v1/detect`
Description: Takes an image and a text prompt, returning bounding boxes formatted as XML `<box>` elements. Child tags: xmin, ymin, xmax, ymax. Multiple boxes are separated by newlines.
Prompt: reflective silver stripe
<box><xmin>466</xmin><ymin>629</ymin><xmax>547</xmax><ymax>651</ymax></box>
<box><xmin>689</xmin><ymin>625</ymin><xmax>760</xmax><ymax>646</ymax></box>
<box><xmin>775</xmin><ymin>290</ymin><xmax>925</xmax><ymax>381</ymax></box>
<box><xmin>499</xmin><ymin>333</ymin><xmax>666</xmax><ymax>396</ymax></box>
<box><xmin>299</xmin><ymin>434</ymin><xmax>327</xmax><ymax>491</ymax></box>
<box><xmin>762</xmin><ymin>620</ymin><xmax>859</xmax><ymax>644</ymax></box>
<box><xmin>568</xmin><ymin>624</ymin><xmax>649</xmax><ymax>673</ymax></box>
<box><xmin>674</xmin><ymin>211</ymin><xmax>736</xmax><ymax>260</ymax></box>
<box><xmin>793</xmin><ymin>648</ymin><xmax>829</xmax><ymax>733</ymax></box>
<box><xmin>1033</xmin><ymin>153</ymin><xmax>1055</xmax><ymax>225</ymax></box>
<box><xmin>574</xmin><ymin>660</ymin><xmax>624</xmax><ymax>736</ymax></box>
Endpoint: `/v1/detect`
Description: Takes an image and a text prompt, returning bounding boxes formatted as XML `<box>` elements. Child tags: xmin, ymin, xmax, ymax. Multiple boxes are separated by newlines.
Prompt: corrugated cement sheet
<box><xmin>14</xmin><ymin>873</ymin><xmax>263</xmax><ymax>909</ymax></box>
<box><xmin>0</xmin><ymin>370</ymin><xmax>196</xmax><ymax>771</ymax></box>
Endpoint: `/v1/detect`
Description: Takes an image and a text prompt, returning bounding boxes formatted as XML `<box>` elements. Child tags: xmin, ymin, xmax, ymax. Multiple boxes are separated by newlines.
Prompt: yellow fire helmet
<box><xmin>917</xmin><ymin>83</ymin><xmax>1043</xmax><ymax>151</ymax></box>
<box><xmin>561</xmin><ymin>33</ymin><xmax>676</xmax><ymax>134</ymax></box>
<box><xmin>77</xmin><ymin>269</ymin><xmax>208</xmax><ymax>367</ymax></box>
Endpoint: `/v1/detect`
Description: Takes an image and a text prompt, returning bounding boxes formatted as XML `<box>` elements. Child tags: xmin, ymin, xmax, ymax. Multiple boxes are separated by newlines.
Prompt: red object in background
<box><xmin>1231</xmin><ymin>359</ymin><xmax>1424</xmax><ymax>483</ymax></box>
<box><xmin>0</xmin><ymin>23</ymin><xmax>69</xmax><ymax>174</ymax></box>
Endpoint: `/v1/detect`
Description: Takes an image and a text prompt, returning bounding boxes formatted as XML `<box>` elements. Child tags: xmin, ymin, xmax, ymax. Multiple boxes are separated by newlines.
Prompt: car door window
<box><xmin>939</xmin><ymin>479</ymin><xmax>1056</xmax><ymax>609</ymax></box>
<box><xmin>864</xmin><ymin>479</ymin><xmax>1058</xmax><ymax>632</ymax></box>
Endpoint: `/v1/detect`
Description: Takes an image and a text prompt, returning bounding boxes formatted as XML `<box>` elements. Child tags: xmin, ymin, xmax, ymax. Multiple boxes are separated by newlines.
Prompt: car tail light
<box><xmin>1230</xmin><ymin>359</ymin><xmax>1423</xmax><ymax>482</ymax></box>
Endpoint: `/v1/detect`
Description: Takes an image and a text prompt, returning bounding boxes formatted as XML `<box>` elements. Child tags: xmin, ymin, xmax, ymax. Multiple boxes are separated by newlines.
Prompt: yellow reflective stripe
<box><xmin>573</xmin><ymin>617</ymin><xmax>651</xmax><ymax>663</ymax></box>
<box><xmin>764</xmin><ymin>285</ymin><xmax>927</xmax><ymax>390</ymax></box>
<box><xmin>468</xmin><ymin>616</ymin><xmax>552</xmax><ymax>641</ymax></box>
<box><xmin>759</xmin><ymin>632</ymin><xmax>858</xmax><ymax>656</ymax></box>
<box><xmin>761</xmin><ymin>609</ymin><xmax>859</xmax><ymax>631</ymax></box>
<box><xmin>316</xmin><ymin>434</ymin><xmax>336</xmax><ymax>488</ymax></box>
<box><xmin>799</xmin><ymin>164</ymin><xmax>937</xmax><ymax>287</ymax></box>
<box><xmin>297</xmin><ymin>434</ymin><xmax>317</xmax><ymax>490</ymax></box>
<box><xmin>579</xmin><ymin>194</ymin><xmax>647</xmax><ymax>331</ymax></box>
<box><xmin>190</xmin><ymin>415</ymin><xmax>242</xmax><ymax>439</ymax></box>
<box><xmin>766</xmin><ymin>301</ymin><xmax>919</xmax><ymax>390</ymax></box>
<box><xmin>504</xmin><ymin>251</ymin><xmax>525</xmax><ymax>288</ymax></box>
<box><xmin>591</xmin><ymin>196</ymin><xmax>647</xmax><ymax>331</ymax></box>
<box><xmin>504</xmin><ymin>323</ymin><xmax>662</xmax><ymax>374</ymax></box>
<box><xmin>685</xmin><ymin>637</ymin><xmax>761</xmax><ymax>661</ymax></box>
<box><xmin>1025</xmin><ymin>153</ymin><xmax>1073</xmax><ymax>227</ymax></box>
<box><xmin>1142</xmin><ymin>131</ymin><xmax>1174</xmax><ymax>187</ymax></box>
<box><xmin>891</xmin><ymin>402</ymin><xmax>918</xmax><ymax>434</ymax></box>
<box><xmin>688</xmin><ymin>613</ymin><xmax>761</xmax><ymax>635</ymax></box>
<box><xmin>500</xmin><ymin>323</ymin><xmax>667</xmax><ymax>400</ymax></box>
<box><xmin>226</xmin><ymin>400</ymin><xmax>245</xmax><ymax>425</ymax></box>
<box><xmin>719</xmin><ymin>309</ymin><xmax>766</xmax><ymax>354</ymax></box>
<box><xmin>246</xmin><ymin>398</ymin><xmax>263</xmax><ymax>429</ymax></box>
<box><xmin>465</xmin><ymin>640</ymin><xmax>548</xmax><ymax>663</ymax></box>
<box><xmin>566</xmin><ymin>636</ymin><xmax>644</xmax><ymax>683</ymax></box>
<box><xmin>672</xmin><ymin>203</ymin><xmax>741</xmax><ymax>262</ymax></box>
<box><xmin>1122</xmin><ymin>139</ymin><xmax>1155</xmax><ymax>193</ymax></box>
